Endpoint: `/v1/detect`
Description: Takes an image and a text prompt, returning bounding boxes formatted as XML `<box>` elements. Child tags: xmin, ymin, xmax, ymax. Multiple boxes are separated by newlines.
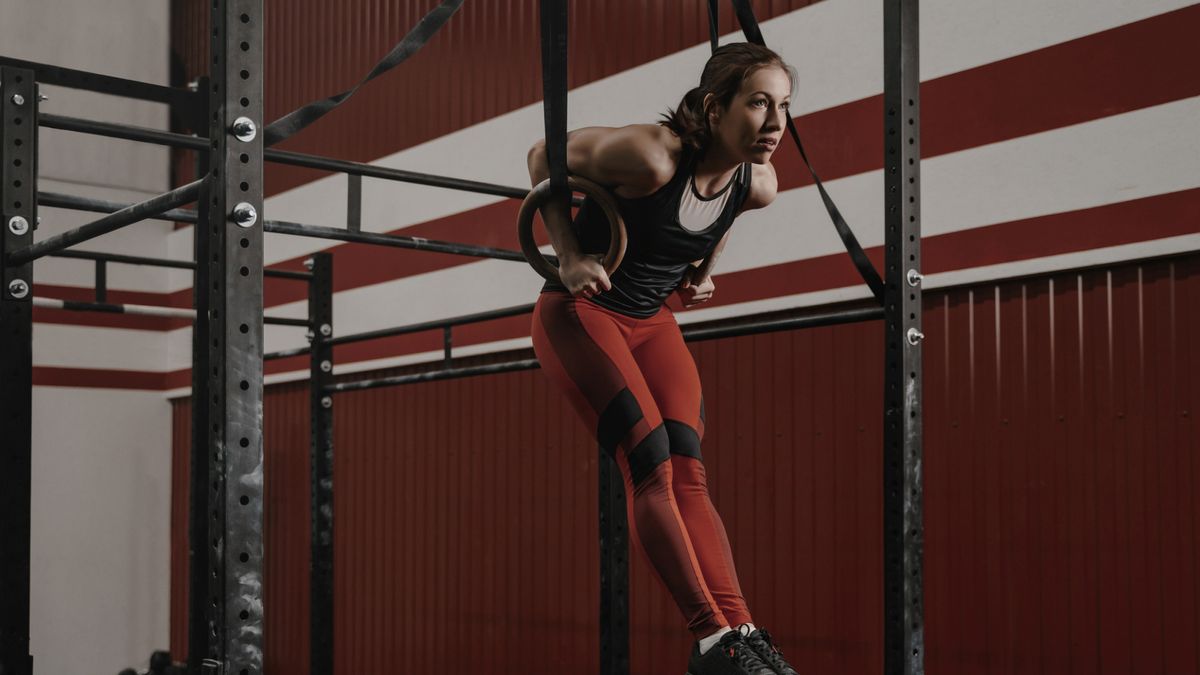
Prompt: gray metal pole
<box><xmin>190</xmin><ymin>1</ymin><xmax>266</xmax><ymax>672</ymax></box>
<box><xmin>307</xmin><ymin>253</ymin><xmax>335</xmax><ymax>675</ymax></box>
<box><xmin>883</xmin><ymin>0</ymin><xmax>925</xmax><ymax>673</ymax></box>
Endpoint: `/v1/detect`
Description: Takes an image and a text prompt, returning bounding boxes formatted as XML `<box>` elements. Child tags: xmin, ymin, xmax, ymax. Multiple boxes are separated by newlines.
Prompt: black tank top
<box><xmin>541</xmin><ymin>144</ymin><xmax>753</xmax><ymax>318</ymax></box>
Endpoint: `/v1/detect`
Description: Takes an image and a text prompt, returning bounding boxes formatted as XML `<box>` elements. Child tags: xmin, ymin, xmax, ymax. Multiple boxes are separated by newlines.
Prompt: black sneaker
<box><xmin>686</xmin><ymin>630</ymin><xmax>776</xmax><ymax>675</ymax></box>
<box><xmin>739</xmin><ymin>625</ymin><xmax>800</xmax><ymax>675</ymax></box>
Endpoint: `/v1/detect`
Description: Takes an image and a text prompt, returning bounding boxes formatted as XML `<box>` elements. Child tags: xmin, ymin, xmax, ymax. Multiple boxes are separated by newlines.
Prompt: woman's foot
<box><xmin>687</xmin><ymin>630</ymin><xmax>776</xmax><ymax>675</ymax></box>
<box><xmin>738</xmin><ymin>625</ymin><xmax>800</xmax><ymax>675</ymax></box>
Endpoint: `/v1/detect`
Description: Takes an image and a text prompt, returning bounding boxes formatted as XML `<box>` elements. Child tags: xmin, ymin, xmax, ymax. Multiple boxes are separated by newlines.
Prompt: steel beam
<box><xmin>307</xmin><ymin>253</ymin><xmax>334</xmax><ymax>675</ymax></box>
<box><xmin>189</xmin><ymin>1</ymin><xmax>266</xmax><ymax>672</ymax></box>
<box><xmin>0</xmin><ymin>65</ymin><xmax>37</xmax><ymax>675</ymax></box>
<box><xmin>882</xmin><ymin>1</ymin><xmax>925</xmax><ymax>673</ymax></box>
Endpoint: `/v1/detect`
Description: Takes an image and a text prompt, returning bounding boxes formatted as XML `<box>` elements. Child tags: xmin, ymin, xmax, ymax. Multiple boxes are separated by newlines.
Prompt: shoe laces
<box><xmin>718</xmin><ymin>633</ymin><xmax>773</xmax><ymax>675</ymax></box>
<box><xmin>740</xmin><ymin>626</ymin><xmax>792</xmax><ymax>673</ymax></box>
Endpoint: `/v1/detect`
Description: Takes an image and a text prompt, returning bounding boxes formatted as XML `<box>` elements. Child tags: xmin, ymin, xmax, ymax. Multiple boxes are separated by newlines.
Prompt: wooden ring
<box><xmin>517</xmin><ymin>176</ymin><xmax>627</xmax><ymax>284</ymax></box>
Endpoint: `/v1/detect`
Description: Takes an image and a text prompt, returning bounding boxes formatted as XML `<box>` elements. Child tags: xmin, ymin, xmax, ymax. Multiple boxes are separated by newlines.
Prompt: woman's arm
<box><xmin>526</xmin><ymin>125</ymin><xmax>674</xmax><ymax>296</ymax></box>
<box><xmin>679</xmin><ymin>162</ymin><xmax>779</xmax><ymax>307</ymax></box>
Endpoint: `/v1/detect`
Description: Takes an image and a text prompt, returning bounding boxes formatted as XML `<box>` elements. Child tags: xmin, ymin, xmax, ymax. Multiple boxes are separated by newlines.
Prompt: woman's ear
<box><xmin>702</xmin><ymin>93</ymin><xmax>719</xmax><ymax>126</ymax></box>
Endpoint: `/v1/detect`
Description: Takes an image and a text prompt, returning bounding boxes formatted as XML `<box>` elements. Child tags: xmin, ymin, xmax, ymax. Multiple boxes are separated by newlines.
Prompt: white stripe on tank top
<box><xmin>678</xmin><ymin>171</ymin><xmax>735</xmax><ymax>232</ymax></box>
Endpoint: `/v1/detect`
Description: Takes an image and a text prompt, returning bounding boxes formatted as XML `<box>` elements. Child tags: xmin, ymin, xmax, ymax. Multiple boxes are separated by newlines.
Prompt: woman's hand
<box><xmin>676</xmin><ymin>266</ymin><xmax>715</xmax><ymax>307</ymax></box>
<box><xmin>559</xmin><ymin>253</ymin><xmax>612</xmax><ymax>299</ymax></box>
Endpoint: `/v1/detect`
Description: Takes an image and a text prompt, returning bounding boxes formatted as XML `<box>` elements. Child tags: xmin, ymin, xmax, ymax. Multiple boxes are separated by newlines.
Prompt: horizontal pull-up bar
<box><xmin>32</xmin><ymin>297</ymin><xmax>195</xmax><ymax>320</ymax></box>
<box><xmin>33</xmin><ymin>297</ymin><xmax>311</xmax><ymax>326</ymax></box>
<box><xmin>48</xmin><ymin>250</ymin><xmax>311</xmax><ymax>280</ymax></box>
<box><xmin>264</xmin><ymin>302</ymin><xmax>535</xmax><ymax>361</ymax></box>
<box><xmin>40</xmin><ymin>113</ymin><xmax>580</xmax><ymax>204</ymax></box>
<box><xmin>0</xmin><ymin>56</ymin><xmax>195</xmax><ymax>108</ymax></box>
<box><xmin>40</xmin><ymin>191</ymin><xmax>200</xmax><ymax>224</ymax></box>
<box><xmin>10</xmin><ymin>179</ymin><xmax>206</xmax><ymax>265</ymax></box>
<box><xmin>320</xmin><ymin>302</ymin><xmax>885</xmax><ymax>394</ymax></box>
<box><xmin>263</xmin><ymin>219</ymin><xmax>538</xmax><ymax>264</ymax></box>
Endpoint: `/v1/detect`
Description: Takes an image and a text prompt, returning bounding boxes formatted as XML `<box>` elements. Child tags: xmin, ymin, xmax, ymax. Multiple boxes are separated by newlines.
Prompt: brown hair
<box><xmin>659</xmin><ymin>42</ymin><xmax>796</xmax><ymax>154</ymax></box>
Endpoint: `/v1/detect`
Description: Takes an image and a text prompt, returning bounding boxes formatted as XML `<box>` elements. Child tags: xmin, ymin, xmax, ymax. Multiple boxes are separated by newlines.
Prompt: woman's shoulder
<box><xmin>738</xmin><ymin>161</ymin><xmax>779</xmax><ymax>213</ymax></box>
<box><xmin>611</xmin><ymin>124</ymin><xmax>685</xmax><ymax>198</ymax></box>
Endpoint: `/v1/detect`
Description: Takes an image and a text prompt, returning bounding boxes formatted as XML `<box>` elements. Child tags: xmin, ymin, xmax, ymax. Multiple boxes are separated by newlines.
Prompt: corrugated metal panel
<box><xmin>168</xmin><ymin>0</ymin><xmax>817</xmax><ymax>196</ymax></box>
<box><xmin>171</xmin><ymin>253</ymin><xmax>1199</xmax><ymax>674</ymax></box>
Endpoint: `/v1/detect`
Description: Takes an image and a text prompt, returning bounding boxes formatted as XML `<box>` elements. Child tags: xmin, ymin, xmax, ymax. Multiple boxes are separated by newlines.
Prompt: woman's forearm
<box><xmin>527</xmin><ymin>140</ymin><xmax>582</xmax><ymax>264</ymax></box>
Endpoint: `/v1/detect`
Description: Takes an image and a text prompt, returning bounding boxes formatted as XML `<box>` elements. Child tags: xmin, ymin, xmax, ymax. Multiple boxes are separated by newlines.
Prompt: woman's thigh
<box><xmin>531</xmin><ymin>292</ymin><xmax>666</xmax><ymax>459</ymax></box>
<box><xmin>630</xmin><ymin>311</ymin><xmax>705</xmax><ymax>454</ymax></box>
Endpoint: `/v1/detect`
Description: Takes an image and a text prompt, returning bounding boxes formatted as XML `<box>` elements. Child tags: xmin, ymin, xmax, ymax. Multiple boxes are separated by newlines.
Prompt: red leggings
<box><xmin>531</xmin><ymin>290</ymin><xmax>752</xmax><ymax>638</ymax></box>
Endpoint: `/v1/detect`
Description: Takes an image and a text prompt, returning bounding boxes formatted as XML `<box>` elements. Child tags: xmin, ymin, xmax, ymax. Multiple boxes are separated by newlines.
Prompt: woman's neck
<box><xmin>691</xmin><ymin>143</ymin><xmax>742</xmax><ymax>198</ymax></box>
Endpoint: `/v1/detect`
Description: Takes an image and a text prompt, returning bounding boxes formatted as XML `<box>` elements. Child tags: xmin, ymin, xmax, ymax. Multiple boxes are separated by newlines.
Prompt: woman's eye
<box><xmin>752</xmin><ymin>99</ymin><xmax>767</xmax><ymax>107</ymax></box>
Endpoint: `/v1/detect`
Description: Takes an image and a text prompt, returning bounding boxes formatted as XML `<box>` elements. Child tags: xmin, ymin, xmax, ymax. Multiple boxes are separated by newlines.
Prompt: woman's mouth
<box><xmin>753</xmin><ymin>138</ymin><xmax>777</xmax><ymax>151</ymax></box>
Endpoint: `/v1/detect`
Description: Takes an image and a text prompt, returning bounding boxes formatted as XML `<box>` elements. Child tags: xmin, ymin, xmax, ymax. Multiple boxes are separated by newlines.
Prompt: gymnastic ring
<box><xmin>517</xmin><ymin>176</ymin><xmax>627</xmax><ymax>284</ymax></box>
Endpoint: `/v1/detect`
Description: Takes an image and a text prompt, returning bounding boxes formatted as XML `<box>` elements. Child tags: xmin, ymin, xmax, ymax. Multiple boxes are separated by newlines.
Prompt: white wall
<box><xmin>29</xmin><ymin>388</ymin><xmax>173</xmax><ymax>675</ymax></box>
<box><xmin>0</xmin><ymin>1</ymin><xmax>174</xmax><ymax>673</ymax></box>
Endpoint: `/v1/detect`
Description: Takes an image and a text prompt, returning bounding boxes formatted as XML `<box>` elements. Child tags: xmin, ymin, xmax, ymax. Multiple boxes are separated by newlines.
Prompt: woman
<box><xmin>526</xmin><ymin>43</ymin><xmax>800</xmax><ymax>675</ymax></box>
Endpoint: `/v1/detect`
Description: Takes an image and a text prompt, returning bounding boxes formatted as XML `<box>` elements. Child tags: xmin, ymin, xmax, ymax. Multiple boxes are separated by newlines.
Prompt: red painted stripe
<box><xmin>33</xmin><ymin>308</ymin><xmax>187</xmax><ymax>331</ymax></box>
<box><xmin>33</xmin><ymin>366</ymin><xmax>170</xmax><ymax>390</ymax></box>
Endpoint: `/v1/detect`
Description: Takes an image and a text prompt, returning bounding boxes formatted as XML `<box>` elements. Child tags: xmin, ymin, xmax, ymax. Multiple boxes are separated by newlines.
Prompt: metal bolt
<box><xmin>37</xmin><ymin>93</ymin><xmax>48</xmax><ymax>102</ymax></box>
<box><xmin>319</xmin><ymin>323</ymin><xmax>332</xmax><ymax>337</ymax></box>
<box><xmin>321</xmin><ymin>396</ymin><xmax>333</xmax><ymax>409</ymax></box>
<box><xmin>11</xmin><ymin>94</ymin><xmax>24</xmax><ymax>106</ymax></box>
<box><xmin>231</xmin><ymin>117</ymin><xmax>257</xmax><ymax>142</ymax></box>
<box><xmin>8</xmin><ymin>216</ymin><xmax>29</xmax><ymax>236</ymax></box>
<box><xmin>303</xmin><ymin>258</ymin><xmax>315</xmax><ymax>270</ymax></box>
<box><xmin>906</xmin><ymin>327</ymin><xmax>924</xmax><ymax>346</ymax></box>
<box><xmin>320</xmin><ymin>360</ymin><xmax>332</xmax><ymax>373</ymax></box>
<box><xmin>8</xmin><ymin>279</ymin><xmax>29</xmax><ymax>299</ymax></box>
<box><xmin>907</xmin><ymin>269</ymin><xmax>923</xmax><ymax>287</ymax></box>
<box><xmin>187</xmin><ymin>80</ymin><xmax>200</xmax><ymax>92</ymax></box>
<box><xmin>231</xmin><ymin>202</ymin><xmax>257</xmax><ymax>228</ymax></box>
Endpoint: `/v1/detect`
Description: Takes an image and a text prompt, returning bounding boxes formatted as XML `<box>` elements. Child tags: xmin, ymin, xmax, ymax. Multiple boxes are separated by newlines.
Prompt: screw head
<box><xmin>303</xmin><ymin>258</ymin><xmax>315</xmax><ymax>270</ymax></box>
<box><xmin>321</xmin><ymin>396</ymin><xmax>333</xmax><ymax>409</ymax></box>
<box><xmin>320</xmin><ymin>360</ymin><xmax>332</xmax><ymax>373</ymax></box>
<box><xmin>8</xmin><ymin>216</ymin><xmax>29</xmax><ymax>236</ymax></box>
<box><xmin>11</xmin><ymin>94</ymin><xmax>25</xmax><ymax>106</ymax></box>
<box><xmin>906</xmin><ymin>327</ymin><xmax>925</xmax><ymax>346</ymax></box>
<box><xmin>231</xmin><ymin>202</ymin><xmax>257</xmax><ymax>228</ymax></box>
<box><xmin>8</xmin><ymin>279</ymin><xmax>30</xmax><ymax>298</ymax></box>
<box><xmin>37</xmin><ymin>93</ymin><xmax>48</xmax><ymax>102</ymax></box>
<box><xmin>231</xmin><ymin>117</ymin><xmax>257</xmax><ymax>142</ymax></box>
<box><xmin>907</xmin><ymin>269</ymin><xmax>923</xmax><ymax>287</ymax></box>
<box><xmin>319</xmin><ymin>323</ymin><xmax>332</xmax><ymax>337</ymax></box>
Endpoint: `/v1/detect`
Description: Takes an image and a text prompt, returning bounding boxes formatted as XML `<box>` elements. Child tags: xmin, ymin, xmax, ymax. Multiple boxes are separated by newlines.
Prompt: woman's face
<box><xmin>708</xmin><ymin>66</ymin><xmax>791</xmax><ymax>164</ymax></box>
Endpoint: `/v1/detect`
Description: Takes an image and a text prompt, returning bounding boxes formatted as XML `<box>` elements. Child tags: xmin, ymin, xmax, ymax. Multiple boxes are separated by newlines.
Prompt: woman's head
<box><xmin>659</xmin><ymin>42</ymin><xmax>796</xmax><ymax>163</ymax></box>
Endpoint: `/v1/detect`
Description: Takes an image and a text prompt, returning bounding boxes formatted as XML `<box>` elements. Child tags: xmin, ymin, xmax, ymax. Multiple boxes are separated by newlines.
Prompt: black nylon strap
<box><xmin>727</xmin><ymin>0</ymin><xmax>885</xmax><ymax>303</ymax></box>
<box><xmin>263</xmin><ymin>0</ymin><xmax>464</xmax><ymax>147</ymax></box>
<box><xmin>539</xmin><ymin>0</ymin><xmax>570</xmax><ymax>201</ymax></box>
<box><xmin>707</xmin><ymin>0</ymin><xmax>721</xmax><ymax>53</ymax></box>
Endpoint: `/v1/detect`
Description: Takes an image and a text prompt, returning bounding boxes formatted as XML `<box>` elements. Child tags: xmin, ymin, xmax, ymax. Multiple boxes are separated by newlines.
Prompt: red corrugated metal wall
<box><xmin>171</xmin><ymin>254</ymin><xmax>1200</xmax><ymax>674</ymax></box>
<box><xmin>168</xmin><ymin>0</ymin><xmax>815</xmax><ymax>196</ymax></box>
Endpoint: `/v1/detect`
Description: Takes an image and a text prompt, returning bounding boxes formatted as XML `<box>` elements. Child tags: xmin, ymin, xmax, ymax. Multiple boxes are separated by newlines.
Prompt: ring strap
<box><xmin>539</xmin><ymin>0</ymin><xmax>571</xmax><ymax>203</ymax></box>
<box><xmin>262</xmin><ymin>0</ymin><xmax>463</xmax><ymax>147</ymax></box>
<box><xmin>722</xmin><ymin>0</ymin><xmax>886</xmax><ymax>304</ymax></box>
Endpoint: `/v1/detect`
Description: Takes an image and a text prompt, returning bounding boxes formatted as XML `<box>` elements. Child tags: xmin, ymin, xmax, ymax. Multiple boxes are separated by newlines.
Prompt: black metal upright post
<box><xmin>307</xmin><ymin>252</ymin><xmax>334</xmax><ymax>675</ymax></box>
<box><xmin>598</xmin><ymin>452</ymin><xmax>630</xmax><ymax>675</ymax></box>
<box><xmin>0</xmin><ymin>66</ymin><xmax>37</xmax><ymax>675</ymax></box>
<box><xmin>190</xmin><ymin>1</ymin><xmax>266</xmax><ymax>673</ymax></box>
<box><xmin>882</xmin><ymin>1</ymin><xmax>924</xmax><ymax>674</ymax></box>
